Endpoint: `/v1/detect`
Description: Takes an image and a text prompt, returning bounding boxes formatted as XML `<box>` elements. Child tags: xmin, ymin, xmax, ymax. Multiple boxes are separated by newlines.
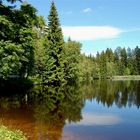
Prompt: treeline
<box><xmin>83</xmin><ymin>46</ymin><xmax>140</xmax><ymax>80</ymax></box>
<box><xmin>0</xmin><ymin>0</ymin><xmax>140</xmax><ymax>85</ymax></box>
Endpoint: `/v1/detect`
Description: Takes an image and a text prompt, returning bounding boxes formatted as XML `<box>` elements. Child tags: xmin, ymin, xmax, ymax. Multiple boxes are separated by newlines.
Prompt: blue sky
<box><xmin>13</xmin><ymin>0</ymin><xmax>140</xmax><ymax>55</ymax></box>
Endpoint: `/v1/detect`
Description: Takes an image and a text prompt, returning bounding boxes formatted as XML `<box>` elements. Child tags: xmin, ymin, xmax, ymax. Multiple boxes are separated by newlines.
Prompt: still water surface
<box><xmin>0</xmin><ymin>80</ymin><xmax>140</xmax><ymax>140</ymax></box>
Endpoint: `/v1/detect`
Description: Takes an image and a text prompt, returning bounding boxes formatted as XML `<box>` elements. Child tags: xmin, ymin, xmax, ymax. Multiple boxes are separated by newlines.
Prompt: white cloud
<box><xmin>83</xmin><ymin>8</ymin><xmax>93</xmax><ymax>13</ymax></box>
<box><xmin>62</xmin><ymin>26</ymin><xmax>123</xmax><ymax>41</ymax></box>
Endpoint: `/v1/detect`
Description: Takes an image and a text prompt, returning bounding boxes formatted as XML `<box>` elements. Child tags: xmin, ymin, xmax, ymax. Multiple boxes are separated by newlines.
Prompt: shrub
<box><xmin>0</xmin><ymin>125</ymin><xmax>27</xmax><ymax>140</ymax></box>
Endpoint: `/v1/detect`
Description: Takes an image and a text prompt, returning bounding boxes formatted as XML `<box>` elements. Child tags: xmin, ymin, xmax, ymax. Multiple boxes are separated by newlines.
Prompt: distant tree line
<box><xmin>0</xmin><ymin>0</ymin><xmax>140</xmax><ymax>84</ymax></box>
<box><xmin>83</xmin><ymin>46</ymin><xmax>140</xmax><ymax>80</ymax></box>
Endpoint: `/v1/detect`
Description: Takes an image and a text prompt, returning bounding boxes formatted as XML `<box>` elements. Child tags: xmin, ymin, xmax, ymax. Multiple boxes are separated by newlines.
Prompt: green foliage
<box><xmin>92</xmin><ymin>62</ymin><xmax>100</xmax><ymax>79</ymax></box>
<box><xmin>79</xmin><ymin>55</ymin><xmax>94</xmax><ymax>81</ymax></box>
<box><xmin>0</xmin><ymin>40</ymin><xmax>26</xmax><ymax>79</ymax></box>
<box><xmin>0</xmin><ymin>3</ymin><xmax>37</xmax><ymax>79</ymax></box>
<box><xmin>106</xmin><ymin>48</ymin><xmax>114</xmax><ymax>62</ymax></box>
<box><xmin>99</xmin><ymin>51</ymin><xmax>107</xmax><ymax>78</ymax></box>
<box><xmin>19</xmin><ymin>27</ymin><xmax>34</xmax><ymax>77</ymax></box>
<box><xmin>0</xmin><ymin>125</ymin><xmax>27</xmax><ymax>140</ymax></box>
<box><xmin>34</xmin><ymin>38</ymin><xmax>47</xmax><ymax>80</ymax></box>
<box><xmin>124</xmin><ymin>67</ymin><xmax>131</xmax><ymax>75</ymax></box>
<box><xmin>86</xmin><ymin>46</ymin><xmax>140</xmax><ymax>80</ymax></box>
<box><xmin>63</xmin><ymin>40</ymin><xmax>81</xmax><ymax>83</ymax></box>
<box><xmin>44</xmin><ymin>1</ymin><xmax>65</xmax><ymax>84</ymax></box>
<box><xmin>0</xmin><ymin>15</ymin><xmax>13</xmax><ymax>40</ymax></box>
<box><xmin>107</xmin><ymin>62</ymin><xmax>117</xmax><ymax>77</ymax></box>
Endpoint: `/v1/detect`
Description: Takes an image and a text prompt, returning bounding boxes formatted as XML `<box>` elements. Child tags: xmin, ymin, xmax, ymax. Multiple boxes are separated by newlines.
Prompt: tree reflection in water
<box><xmin>0</xmin><ymin>80</ymin><xmax>140</xmax><ymax>139</ymax></box>
<box><xmin>83</xmin><ymin>80</ymin><xmax>140</xmax><ymax>108</ymax></box>
<box><xmin>0</xmin><ymin>85</ymin><xmax>84</xmax><ymax>140</ymax></box>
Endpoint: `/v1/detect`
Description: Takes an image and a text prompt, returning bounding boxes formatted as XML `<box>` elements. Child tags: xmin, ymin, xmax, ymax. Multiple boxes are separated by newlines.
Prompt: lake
<box><xmin>0</xmin><ymin>80</ymin><xmax>140</xmax><ymax>140</ymax></box>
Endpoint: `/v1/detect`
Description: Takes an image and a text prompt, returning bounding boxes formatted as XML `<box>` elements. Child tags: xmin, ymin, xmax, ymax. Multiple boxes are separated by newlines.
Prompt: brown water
<box><xmin>0</xmin><ymin>80</ymin><xmax>140</xmax><ymax>140</ymax></box>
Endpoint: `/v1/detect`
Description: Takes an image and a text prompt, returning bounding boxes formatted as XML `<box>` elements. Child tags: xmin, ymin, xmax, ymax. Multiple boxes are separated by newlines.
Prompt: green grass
<box><xmin>0</xmin><ymin>125</ymin><xmax>27</xmax><ymax>140</ymax></box>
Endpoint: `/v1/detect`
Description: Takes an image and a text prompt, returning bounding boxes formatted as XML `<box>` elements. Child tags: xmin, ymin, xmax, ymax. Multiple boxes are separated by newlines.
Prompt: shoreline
<box><xmin>111</xmin><ymin>75</ymin><xmax>140</xmax><ymax>81</ymax></box>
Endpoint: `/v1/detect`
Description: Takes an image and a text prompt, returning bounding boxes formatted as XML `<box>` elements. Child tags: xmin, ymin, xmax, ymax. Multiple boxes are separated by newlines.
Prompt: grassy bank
<box><xmin>112</xmin><ymin>75</ymin><xmax>140</xmax><ymax>80</ymax></box>
<box><xmin>0</xmin><ymin>125</ymin><xmax>27</xmax><ymax>140</ymax></box>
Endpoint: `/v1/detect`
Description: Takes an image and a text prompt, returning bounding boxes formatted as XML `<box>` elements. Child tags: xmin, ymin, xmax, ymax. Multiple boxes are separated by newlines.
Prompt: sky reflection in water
<box><xmin>63</xmin><ymin>80</ymin><xmax>140</xmax><ymax>140</ymax></box>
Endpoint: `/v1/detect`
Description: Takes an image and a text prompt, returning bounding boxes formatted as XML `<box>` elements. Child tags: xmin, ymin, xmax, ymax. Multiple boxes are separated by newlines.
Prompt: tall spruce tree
<box><xmin>45</xmin><ymin>1</ymin><xmax>65</xmax><ymax>84</ymax></box>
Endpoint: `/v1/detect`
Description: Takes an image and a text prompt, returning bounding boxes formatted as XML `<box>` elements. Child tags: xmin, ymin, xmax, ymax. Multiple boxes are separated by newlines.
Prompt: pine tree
<box><xmin>99</xmin><ymin>51</ymin><xmax>107</xmax><ymax>78</ymax></box>
<box><xmin>45</xmin><ymin>1</ymin><xmax>65</xmax><ymax>84</ymax></box>
<box><xmin>127</xmin><ymin>47</ymin><xmax>134</xmax><ymax>74</ymax></box>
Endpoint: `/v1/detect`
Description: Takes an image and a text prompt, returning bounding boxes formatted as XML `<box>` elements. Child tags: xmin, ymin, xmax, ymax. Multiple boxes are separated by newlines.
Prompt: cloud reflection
<box><xmin>69</xmin><ymin>113</ymin><xmax>122</xmax><ymax>126</ymax></box>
